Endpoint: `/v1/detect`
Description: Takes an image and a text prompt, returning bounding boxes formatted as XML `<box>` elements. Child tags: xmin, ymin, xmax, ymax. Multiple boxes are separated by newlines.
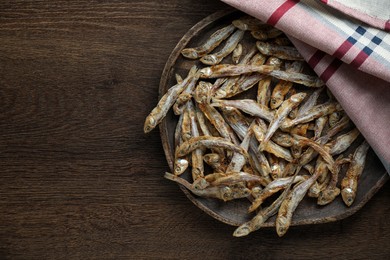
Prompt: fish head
<box><xmin>233</xmin><ymin>224</ymin><xmax>251</xmax><ymax>237</ymax></box>
<box><xmin>276</xmin><ymin>216</ymin><xmax>289</xmax><ymax>237</ymax></box>
<box><xmin>144</xmin><ymin>115</ymin><xmax>157</xmax><ymax>133</ymax></box>
<box><xmin>198</xmin><ymin>67</ymin><xmax>212</xmax><ymax>78</ymax></box>
<box><xmin>174</xmin><ymin>159</ymin><xmax>189</xmax><ymax>175</ymax></box>
<box><xmin>220</xmin><ymin>186</ymin><xmax>233</xmax><ymax>201</ymax></box>
<box><xmin>291</xmin><ymin>92</ymin><xmax>307</xmax><ymax>103</ymax></box>
<box><xmin>193</xmin><ymin>178</ymin><xmax>209</xmax><ymax>190</ymax></box>
<box><xmin>341</xmin><ymin>187</ymin><xmax>356</xmax><ymax>207</ymax></box>
<box><xmin>181</xmin><ymin>48</ymin><xmax>199</xmax><ymax>59</ymax></box>
<box><xmin>200</xmin><ymin>55</ymin><xmax>220</xmax><ymax>66</ymax></box>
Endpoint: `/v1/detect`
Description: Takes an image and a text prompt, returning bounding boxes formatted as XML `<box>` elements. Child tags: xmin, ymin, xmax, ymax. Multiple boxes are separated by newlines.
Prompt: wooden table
<box><xmin>0</xmin><ymin>1</ymin><xmax>389</xmax><ymax>259</ymax></box>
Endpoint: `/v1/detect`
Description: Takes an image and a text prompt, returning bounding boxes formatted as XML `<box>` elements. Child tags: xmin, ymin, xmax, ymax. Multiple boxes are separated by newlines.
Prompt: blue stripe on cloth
<box><xmin>347</xmin><ymin>36</ymin><xmax>357</xmax><ymax>44</ymax></box>
<box><xmin>363</xmin><ymin>46</ymin><xmax>373</xmax><ymax>55</ymax></box>
<box><xmin>356</xmin><ymin>26</ymin><xmax>366</xmax><ymax>35</ymax></box>
<box><xmin>372</xmin><ymin>35</ymin><xmax>382</xmax><ymax>45</ymax></box>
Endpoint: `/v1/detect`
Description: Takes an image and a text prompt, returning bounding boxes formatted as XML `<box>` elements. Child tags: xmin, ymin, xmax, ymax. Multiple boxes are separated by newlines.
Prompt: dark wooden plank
<box><xmin>0</xmin><ymin>1</ymin><xmax>388</xmax><ymax>259</ymax></box>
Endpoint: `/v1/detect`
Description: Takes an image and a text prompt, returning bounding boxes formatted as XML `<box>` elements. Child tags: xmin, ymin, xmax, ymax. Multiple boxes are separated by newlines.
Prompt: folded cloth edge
<box><xmin>220</xmin><ymin>0</ymin><xmax>390</xmax><ymax>174</ymax></box>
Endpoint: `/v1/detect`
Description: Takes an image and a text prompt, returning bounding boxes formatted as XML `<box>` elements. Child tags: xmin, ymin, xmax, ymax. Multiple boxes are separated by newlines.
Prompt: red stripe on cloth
<box><xmin>308</xmin><ymin>50</ymin><xmax>326</xmax><ymax>68</ymax></box>
<box><xmin>350</xmin><ymin>51</ymin><xmax>369</xmax><ymax>68</ymax></box>
<box><xmin>321</xmin><ymin>0</ymin><xmax>328</xmax><ymax>4</ymax></box>
<box><xmin>320</xmin><ymin>58</ymin><xmax>342</xmax><ymax>82</ymax></box>
<box><xmin>385</xmin><ymin>20</ymin><xmax>390</xmax><ymax>32</ymax></box>
<box><xmin>333</xmin><ymin>40</ymin><xmax>353</xmax><ymax>59</ymax></box>
<box><xmin>267</xmin><ymin>0</ymin><xmax>300</xmax><ymax>26</ymax></box>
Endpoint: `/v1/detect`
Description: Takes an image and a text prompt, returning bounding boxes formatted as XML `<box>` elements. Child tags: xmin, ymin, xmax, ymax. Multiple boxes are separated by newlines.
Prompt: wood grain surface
<box><xmin>0</xmin><ymin>1</ymin><xmax>388</xmax><ymax>259</ymax></box>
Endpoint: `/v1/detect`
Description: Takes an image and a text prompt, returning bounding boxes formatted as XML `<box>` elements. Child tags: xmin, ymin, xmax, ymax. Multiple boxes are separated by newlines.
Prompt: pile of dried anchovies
<box><xmin>144</xmin><ymin>16</ymin><xmax>370</xmax><ymax>237</ymax></box>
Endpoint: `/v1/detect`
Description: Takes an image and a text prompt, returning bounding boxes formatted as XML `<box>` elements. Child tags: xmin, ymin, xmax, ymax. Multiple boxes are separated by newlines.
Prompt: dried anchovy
<box><xmin>341</xmin><ymin>141</ymin><xmax>370</xmax><ymax>206</ymax></box>
<box><xmin>199</xmin><ymin>64</ymin><xmax>324</xmax><ymax>87</ymax></box>
<box><xmin>144</xmin><ymin>66</ymin><xmax>198</xmax><ymax>133</ymax></box>
<box><xmin>200</xmin><ymin>29</ymin><xmax>245</xmax><ymax>65</ymax></box>
<box><xmin>181</xmin><ymin>24</ymin><xmax>236</xmax><ymax>59</ymax></box>
<box><xmin>256</xmin><ymin>41</ymin><xmax>304</xmax><ymax>61</ymax></box>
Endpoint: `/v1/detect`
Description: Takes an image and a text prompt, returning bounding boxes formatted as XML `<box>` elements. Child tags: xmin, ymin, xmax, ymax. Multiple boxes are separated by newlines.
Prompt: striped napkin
<box><xmin>221</xmin><ymin>0</ymin><xmax>390</xmax><ymax>173</ymax></box>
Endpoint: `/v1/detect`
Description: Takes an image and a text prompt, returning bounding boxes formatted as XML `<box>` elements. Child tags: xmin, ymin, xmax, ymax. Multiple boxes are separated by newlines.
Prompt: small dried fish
<box><xmin>213</xmin><ymin>47</ymin><xmax>259</xmax><ymax>99</ymax></box>
<box><xmin>276</xmin><ymin>158</ymin><xmax>326</xmax><ymax>236</ymax></box>
<box><xmin>181</xmin><ymin>24</ymin><xmax>236</xmax><ymax>59</ymax></box>
<box><xmin>269</xmin><ymin>70</ymin><xmax>324</xmax><ymax>87</ymax></box>
<box><xmin>296</xmin><ymin>87</ymin><xmax>323</xmax><ymax>117</ymax></box>
<box><xmin>226</xmin><ymin>123</ymin><xmax>253</xmax><ymax>173</ymax></box>
<box><xmin>251</xmin><ymin>28</ymin><xmax>283</xmax><ymax>40</ymax></box>
<box><xmin>187</xmin><ymin>101</ymin><xmax>205</xmax><ymax>181</ymax></box>
<box><xmin>282</xmin><ymin>102</ymin><xmax>343</xmax><ymax>129</ymax></box>
<box><xmin>200</xmin><ymin>64</ymin><xmax>324</xmax><ymax>87</ymax></box>
<box><xmin>200</xmin><ymin>29</ymin><xmax>245</xmax><ymax>65</ymax></box>
<box><xmin>314</xmin><ymin>116</ymin><xmax>328</xmax><ymax>140</ymax></box>
<box><xmin>289</xmin><ymin>123</ymin><xmax>309</xmax><ymax>136</ymax></box>
<box><xmin>165</xmin><ymin>172</ymin><xmax>250</xmax><ymax>201</ymax></box>
<box><xmin>325</xmin><ymin>128</ymin><xmax>360</xmax><ymax>155</ymax></box>
<box><xmin>257</xmin><ymin>57</ymin><xmax>283</xmax><ymax>105</ymax></box>
<box><xmin>233</xmin><ymin>188</ymin><xmax>288</xmax><ymax>237</ymax></box>
<box><xmin>144</xmin><ymin>66</ymin><xmax>198</xmax><ymax>133</ymax></box>
<box><xmin>341</xmin><ymin>141</ymin><xmax>370</xmax><ymax>206</ymax></box>
<box><xmin>256</xmin><ymin>41</ymin><xmax>304</xmax><ymax>61</ymax></box>
<box><xmin>173</xmin><ymin>74</ymin><xmax>201</xmax><ymax>115</ymax></box>
<box><xmin>211</xmin><ymin>171</ymin><xmax>264</xmax><ymax>186</ymax></box>
<box><xmin>199</xmin><ymin>64</ymin><xmax>274</xmax><ymax>78</ymax></box>
<box><xmin>317</xmin><ymin>155</ymin><xmax>351</xmax><ymax>205</ymax></box>
<box><xmin>221</xmin><ymin>54</ymin><xmax>267</xmax><ymax>98</ymax></box>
